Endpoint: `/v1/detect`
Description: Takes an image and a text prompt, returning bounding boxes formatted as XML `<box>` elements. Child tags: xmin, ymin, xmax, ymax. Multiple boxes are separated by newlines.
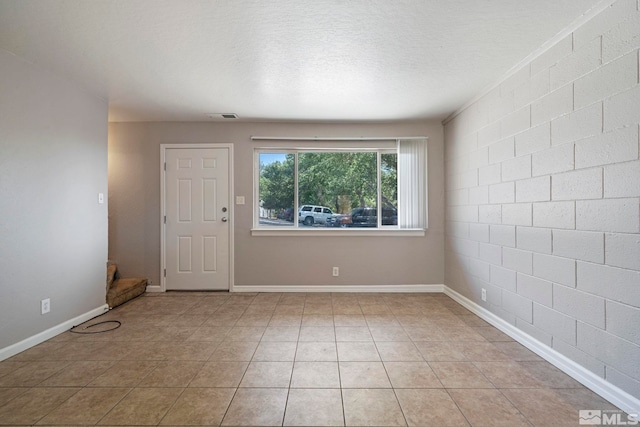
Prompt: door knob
<box><xmin>221</xmin><ymin>217</ymin><xmax>228</xmax><ymax>222</ymax></box>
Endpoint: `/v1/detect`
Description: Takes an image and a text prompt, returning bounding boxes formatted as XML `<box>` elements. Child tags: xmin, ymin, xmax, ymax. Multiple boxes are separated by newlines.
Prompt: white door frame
<box><xmin>158</xmin><ymin>143</ymin><xmax>234</xmax><ymax>293</ymax></box>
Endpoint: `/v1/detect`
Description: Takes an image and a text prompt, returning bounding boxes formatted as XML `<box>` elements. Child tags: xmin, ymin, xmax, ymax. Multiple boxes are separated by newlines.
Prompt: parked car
<box><xmin>350</xmin><ymin>206</ymin><xmax>398</xmax><ymax>227</ymax></box>
<box><xmin>326</xmin><ymin>213</ymin><xmax>352</xmax><ymax>227</ymax></box>
<box><xmin>326</xmin><ymin>207</ymin><xmax>398</xmax><ymax>227</ymax></box>
<box><xmin>277</xmin><ymin>207</ymin><xmax>294</xmax><ymax>221</ymax></box>
<box><xmin>298</xmin><ymin>205</ymin><xmax>334</xmax><ymax>226</ymax></box>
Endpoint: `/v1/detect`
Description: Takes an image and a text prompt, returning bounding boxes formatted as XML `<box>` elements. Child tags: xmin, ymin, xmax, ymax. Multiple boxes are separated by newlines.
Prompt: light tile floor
<box><xmin>0</xmin><ymin>292</ymin><xmax>623</xmax><ymax>426</ymax></box>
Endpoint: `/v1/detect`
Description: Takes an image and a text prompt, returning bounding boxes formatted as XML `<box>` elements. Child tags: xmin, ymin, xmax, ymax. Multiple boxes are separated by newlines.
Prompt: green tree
<box><xmin>298</xmin><ymin>152</ymin><xmax>377</xmax><ymax>212</ymax></box>
<box><xmin>381</xmin><ymin>153</ymin><xmax>398</xmax><ymax>209</ymax></box>
<box><xmin>341</xmin><ymin>152</ymin><xmax>377</xmax><ymax>208</ymax></box>
<box><xmin>259</xmin><ymin>154</ymin><xmax>294</xmax><ymax>210</ymax></box>
<box><xmin>298</xmin><ymin>152</ymin><xmax>332</xmax><ymax>207</ymax></box>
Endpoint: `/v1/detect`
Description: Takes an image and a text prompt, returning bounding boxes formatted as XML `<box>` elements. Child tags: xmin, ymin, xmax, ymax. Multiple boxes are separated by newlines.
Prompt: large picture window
<box><xmin>255</xmin><ymin>140</ymin><xmax>427</xmax><ymax>231</ymax></box>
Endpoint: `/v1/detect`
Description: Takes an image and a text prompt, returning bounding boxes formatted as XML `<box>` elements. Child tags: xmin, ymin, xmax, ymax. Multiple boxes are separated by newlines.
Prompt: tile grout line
<box><xmin>443</xmin><ymin>388</ymin><xmax>474</xmax><ymax>427</ymax></box>
<box><xmin>279</xmin><ymin>294</ymin><xmax>300</xmax><ymax>427</ymax></box>
<box><xmin>331</xmin><ymin>295</ymin><xmax>349</xmax><ymax>427</ymax></box>
<box><xmin>498</xmin><ymin>387</ymin><xmax>539</xmax><ymax>427</ymax></box>
<box><xmin>214</xmin><ymin>297</ymin><xmax>248</xmax><ymax>426</ymax></box>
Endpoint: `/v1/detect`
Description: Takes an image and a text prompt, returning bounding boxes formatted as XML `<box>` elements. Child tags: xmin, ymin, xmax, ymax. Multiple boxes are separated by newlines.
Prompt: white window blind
<box><xmin>398</xmin><ymin>138</ymin><xmax>428</xmax><ymax>229</ymax></box>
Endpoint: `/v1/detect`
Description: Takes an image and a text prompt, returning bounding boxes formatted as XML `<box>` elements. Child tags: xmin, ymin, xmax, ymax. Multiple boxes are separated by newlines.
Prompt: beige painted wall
<box><xmin>108</xmin><ymin>120</ymin><xmax>444</xmax><ymax>288</ymax></box>
<box><xmin>0</xmin><ymin>49</ymin><xmax>108</xmax><ymax>350</ymax></box>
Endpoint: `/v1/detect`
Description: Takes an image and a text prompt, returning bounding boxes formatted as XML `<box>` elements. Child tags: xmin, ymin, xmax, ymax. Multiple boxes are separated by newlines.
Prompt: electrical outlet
<box><xmin>41</xmin><ymin>298</ymin><xmax>50</xmax><ymax>315</ymax></box>
<box><xmin>481</xmin><ymin>288</ymin><xmax>487</xmax><ymax>302</ymax></box>
<box><xmin>332</xmin><ymin>267</ymin><xmax>339</xmax><ymax>277</ymax></box>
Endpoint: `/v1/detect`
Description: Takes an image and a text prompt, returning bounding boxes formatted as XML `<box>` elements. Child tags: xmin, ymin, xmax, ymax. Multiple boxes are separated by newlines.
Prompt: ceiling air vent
<box><xmin>206</xmin><ymin>113</ymin><xmax>239</xmax><ymax>120</ymax></box>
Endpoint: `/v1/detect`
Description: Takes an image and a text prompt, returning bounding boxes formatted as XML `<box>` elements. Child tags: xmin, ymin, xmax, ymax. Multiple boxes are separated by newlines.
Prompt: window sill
<box><xmin>251</xmin><ymin>228</ymin><xmax>426</xmax><ymax>237</ymax></box>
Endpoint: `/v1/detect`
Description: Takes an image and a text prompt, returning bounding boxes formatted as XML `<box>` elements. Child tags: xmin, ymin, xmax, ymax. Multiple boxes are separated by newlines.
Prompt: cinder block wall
<box><xmin>444</xmin><ymin>0</ymin><xmax>640</xmax><ymax>399</ymax></box>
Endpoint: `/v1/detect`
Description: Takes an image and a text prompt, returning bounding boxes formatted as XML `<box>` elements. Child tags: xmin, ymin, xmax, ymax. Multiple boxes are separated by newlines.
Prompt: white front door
<box><xmin>164</xmin><ymin>147</ymin><xmax>230</xmax><ymax>290</ymax></box>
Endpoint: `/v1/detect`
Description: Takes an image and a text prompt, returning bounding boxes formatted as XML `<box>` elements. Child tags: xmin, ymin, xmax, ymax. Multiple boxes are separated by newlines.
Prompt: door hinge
<box><xmin>164</xmin><ymin>269</ymin><xmax>166</xmax><ymax>277</ymax></box>
<box><xmin>164</xmin><ymin>215</ymin><xmax>166</xmax><ymax>224</ymax></box>
<box><xmin>164</xmin><ymin>162</ymin><xmax>166</xmax><ymax>171</ymax></box>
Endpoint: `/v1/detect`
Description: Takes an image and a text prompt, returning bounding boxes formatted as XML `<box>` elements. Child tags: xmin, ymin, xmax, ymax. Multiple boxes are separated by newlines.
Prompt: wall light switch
<box><xmin>236</xmin><ymin>196</ymin><xmax>245</xmax><ymax>205</ymax></box>
<box><xmin>98</xmin><ymin>193</ymin><xmax>104</xmax><ymax>204</ymax></box>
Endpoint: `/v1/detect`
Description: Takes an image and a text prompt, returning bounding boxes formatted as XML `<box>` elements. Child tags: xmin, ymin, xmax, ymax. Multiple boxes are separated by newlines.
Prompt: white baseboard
<box><xmin>150</xmin><ymin>283</ymin><xmax>444</xmax><ymax>294</ymax></box>
<box><xmin>444</xmin><ymin>286</ymin><xmax>640</xmax><ymax>417</ymax></box>
<box><xmin>232</xmin><ymin>284</ymin><xmax>444</xmax><ymax>293</ymax></box>
<box><xmin>0</xmin><ymin>304</ymin><xmax>109</xmax><ymax>362</ymax></box>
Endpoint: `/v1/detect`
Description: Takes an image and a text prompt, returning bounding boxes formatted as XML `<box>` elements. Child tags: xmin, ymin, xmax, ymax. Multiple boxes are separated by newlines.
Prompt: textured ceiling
<box><xmin>0</xmin><ymin>0</ymin><xmax>604</xmax><ymax>122</ymax></box>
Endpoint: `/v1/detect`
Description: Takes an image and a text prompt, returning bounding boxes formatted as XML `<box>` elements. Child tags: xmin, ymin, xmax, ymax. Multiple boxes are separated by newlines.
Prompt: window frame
<box><xmin>252</xmin><ymin>146</ymin><xmax>425</xmax><ymax>237</ymax></box>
